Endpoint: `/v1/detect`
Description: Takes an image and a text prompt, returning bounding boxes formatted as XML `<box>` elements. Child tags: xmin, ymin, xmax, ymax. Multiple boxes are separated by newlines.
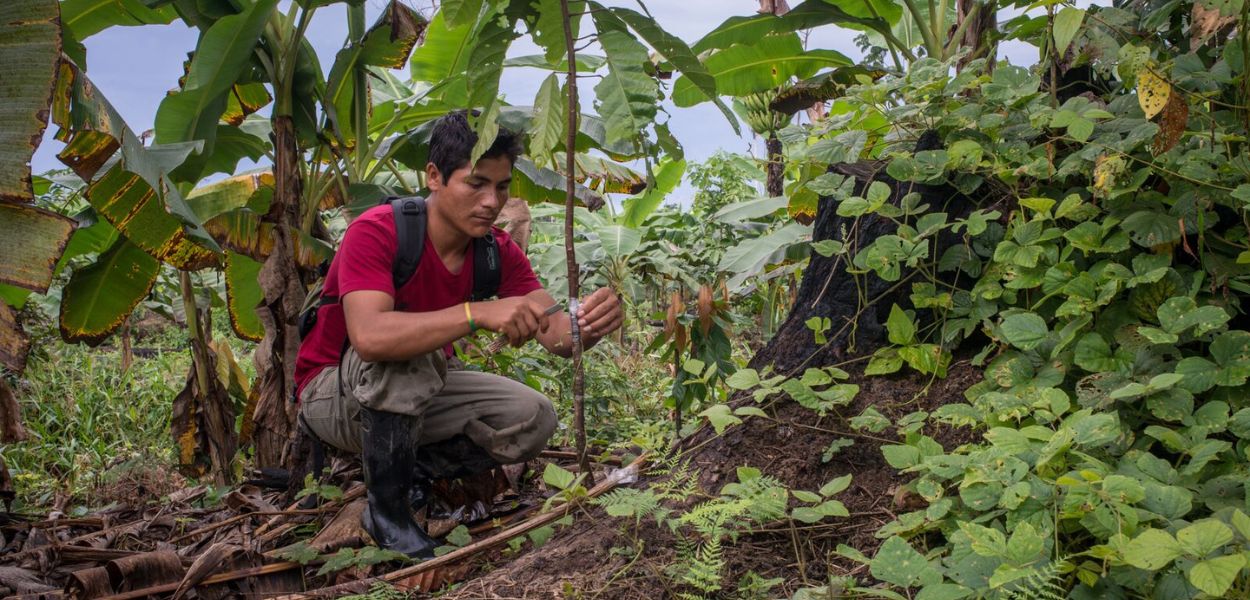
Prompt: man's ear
<box><xmin>425</xmin><ymin>163</ymin><xmax>443</xmax><ymax>191</ymax></box>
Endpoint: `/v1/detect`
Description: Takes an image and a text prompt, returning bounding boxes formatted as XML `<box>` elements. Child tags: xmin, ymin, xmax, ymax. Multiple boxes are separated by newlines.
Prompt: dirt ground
<box><xmin>436</xmin><ymin>358</ymin><xmax>982</xmax><ymax>599</ymax></box>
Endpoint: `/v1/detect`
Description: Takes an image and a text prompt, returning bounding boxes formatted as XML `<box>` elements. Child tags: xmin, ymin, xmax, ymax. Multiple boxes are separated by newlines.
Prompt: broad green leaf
<box><xmin>0</xmin><ymin>0</ymin><xmax>60</xmax><ymax>203</ymax></box>
<box><xmin>882</xmin><ymin>445</ymin><xmax>921</xmax><ymax>469</ymax></box>
<box><xmin>466</xmin><ymin>12</ymin><xmax>519</xmax><ymax>161</ymax></box>
<box><xmin>621</xmin><ymin>159</ymin><xmax>685</xmax><ymax>228</ymax></box>
<box><xmin>61</xmin><ymin>0</ymin><xmax>178</xmax><ymax>41</ymax></box>
<box><xmin>603</xmin><ymin>5</ymin><xmax>740</xmax><ymax>135</ymax></box>
<box><xmin>440</xmin><ymin>0</ymin><xmax>484</xmax><ymax>27</ymax></box>
<box><xmin>0</xmin><ymin>203</ymin><xmax>76</xmax><ymax>293</ymax></box>
<box><xmin>1000</xmin><ymin>313</ymin><xmax>1048</xmax><ymax>350</ymax></box>
<box><xmin>324</xmin><ymin>1</ymin><xmax>426</xmax><ymax>146</ymax></box>
<box><xmin>719</xmin><ymin>223</ymin><xmax>812</xmax><ymax>290</ymax></box>
<box><xmin>596</xmin><ymin>225</ymin><xmax>641</xmax><ymax>258</ymax></box>
<box><xmin>542</xmin><ymin>463</ymin><xmax>576</xmax><ymax>490</ymax></box>
<box><xmin>225</xmin><ymin>252</ymin><xmax>263</xmax><ymax>342</ymax></box>
<box><xmin>699</xmin><ymin>404</ymin><xmax>743</xmax><ymax>434</ymax></box>
<box><xmin>1186</xmin><ymin>554</ymin><xmax>1246</xmax><ymax>597</ymax></box>
<box><xmin>528</xmin><ymin>74</ymin><xmax>564</xmax><ymax>166</ymax></box>
<box><xmin>692</xmin><ymin>1</ymin><xmax>891</xmax><ymax>53</ymax></box>
<box><xmin>725</xmin><ymin>368</ymin><xmax>761</xmax><ymax>390</ymax></box>
<box><xmin>1177</xmin><ymin>520</ymin><xmax>1234</xmax><ymax>558</ymax></box>
<box><xmin>673</xmin><ymin>34</ymin><xmax>851</xmax><ymax>107</ymax></box>
<box><xmin>1052</xmin><ymin>8</ymin><xmax>1086</xmax><ymax>57</ymax></box>
<box><xmin>887</xmin><ymin>304</ymin><xmax>916</xmax><ymax>345</ymax></box>
<box><xmin>871</xmin><ymin>536</ymin><xmax>930</xmax><ymax>587</ymax></box>
<box><xmin>502</xmin><ymin>54</ymin><xmax>606</xmax><ymax>72</ymax></box>
<box><xmin>154</xmin><ymin>0</ymin><xmax>278</xmax><ymax>182</ymax></box>
<box><xmin>1123</xmin><ymin>528</ymin><xmax>1183</xmax><ymax>570</ymax></box>
<box><xmin>409</xmin><ymin>9</ymin><xmax>477</xmax><ymax>103</ymax></box>
<box><xmin>590</xmin><ymin>14</ymin><xmax>658</xmax><ymax>147</ymax></box>
<box><xmin>59</xmin><ymin>237</ymin><xmax>159</xmax><ymax>345</ymax></box>
<box><xmin>819</xmin><ymin>474</ymin><xmax>852</xmax><ymax>497</ymax></box>
<box><xmin>531</xmin><ymin>0</ymin><xmax>582</xmax><ymax>63</ymax></box>
<box><xmin>711</xmin><ymin>196</ymin><xmax>789</xmax><ymax>223</ymax></box>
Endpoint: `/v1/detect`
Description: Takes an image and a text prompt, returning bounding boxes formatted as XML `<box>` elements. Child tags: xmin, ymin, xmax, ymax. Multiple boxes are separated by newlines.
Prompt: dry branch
<box><xmin>270</xmin><ymin>454</ymin><xmax>648</xmax><ymax>600</ymax></box>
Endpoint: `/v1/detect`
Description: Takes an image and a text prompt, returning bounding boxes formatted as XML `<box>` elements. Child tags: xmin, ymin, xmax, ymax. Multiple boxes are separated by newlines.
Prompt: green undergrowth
<box><xmin>4</xmin><ymin>341</ymin><xmax>187</xmax><ymax>511</ymax></box>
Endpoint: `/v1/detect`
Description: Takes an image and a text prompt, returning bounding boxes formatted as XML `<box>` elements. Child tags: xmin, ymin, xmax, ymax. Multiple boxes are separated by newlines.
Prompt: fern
<box><xmin>681</xmin><ymin>538</ymin><xmax>725</xmax><ymax>593</ymax></box>
<box><xmin>996</xmin><ymin>560</ymin><xmax>1070</xmax><ymax>600</ymax></box>
<box><xmin>338</xmin><ymin>582</ymin><xmax>407</xmax><ymax>600</ymax></box>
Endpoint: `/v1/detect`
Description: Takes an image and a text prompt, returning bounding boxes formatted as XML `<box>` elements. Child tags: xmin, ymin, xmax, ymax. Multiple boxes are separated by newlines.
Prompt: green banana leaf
<box><xmin>225</xmin><ymin>252</ymin><xmax>264</xmax><ymax>341</ymax></box>
<box><xmin>325</xmin><ymin>0</ymin><xmax>426</xmax><ymax>147</ymax></box>
<box><xmin>154</xmin><ymin>0</ymin><xmax>277</xmax><ymax>183</ymax></box>
<box><xmin>61</xmin><ymin>0</ymin><xmax>178</xmax><ymax>41</ymax></box>
<box><xmin>590</xmin><ymin>12</ymin><xmax>658</xmax><ymax>148</ymax></box>
<box><xmin>59</xmin><ymin>236</ymin><xmax>160</xmax><ymax>345</ymax></box>
<box><xmin>692</xmin><ymin>0</ymin><xmax>892</xmax><ymax>53</ymax></box>
<box><xmin>673</xmin><ymin>34</ymin><xmax>851</xmax><ymax>107</ymax></box>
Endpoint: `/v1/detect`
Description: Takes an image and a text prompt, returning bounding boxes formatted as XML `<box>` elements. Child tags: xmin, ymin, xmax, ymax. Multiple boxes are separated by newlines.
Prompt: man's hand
<box><xmin>577</xmin><ymin>287</ymin><xmax>623</xmax><ymax>341</ymax></box>
<box><xmin>475</xmin><ymin>297</ymin><xmax>552</xmax><ymax>347</ymax></box>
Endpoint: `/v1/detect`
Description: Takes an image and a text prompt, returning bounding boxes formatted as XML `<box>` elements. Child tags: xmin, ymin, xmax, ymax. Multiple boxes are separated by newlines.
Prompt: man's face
<box><xmin>427</xmin><ymin>155</ymin><xmax>513</xmax><ymax>238</ymax></box>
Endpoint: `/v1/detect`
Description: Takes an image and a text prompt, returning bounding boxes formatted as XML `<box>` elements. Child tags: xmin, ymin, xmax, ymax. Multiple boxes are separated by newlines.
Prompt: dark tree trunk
<box><xmin>252</xmin><ymin>115</ymin><xmax>307</xmax><ymax>469</ymax></box>
<box><xmin>749</xmin><ymin>158</ymin><xmax>991</xmax><ymax>374</ymax></box>
<box><xmin>766</xmin><ymin>134</ymin><xmax>784</xmax><ymax>199</ymax></box>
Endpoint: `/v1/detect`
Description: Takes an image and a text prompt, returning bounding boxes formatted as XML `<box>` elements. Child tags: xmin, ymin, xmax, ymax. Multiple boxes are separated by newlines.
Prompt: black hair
<box><xmin>428</xmin><ymin>110</ymin><xmax>524</xmax><ymax>182</ymax></box>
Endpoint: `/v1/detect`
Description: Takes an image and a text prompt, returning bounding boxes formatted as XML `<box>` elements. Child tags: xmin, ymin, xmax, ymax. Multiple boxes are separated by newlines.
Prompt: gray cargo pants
<box><xmin>298</xmin><ymin>348</ymin><xmax>557</xmax><ymax>466</ymax></box>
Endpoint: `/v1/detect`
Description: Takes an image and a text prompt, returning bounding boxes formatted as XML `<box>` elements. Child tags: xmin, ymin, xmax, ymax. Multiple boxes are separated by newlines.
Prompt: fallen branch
<box><xmin>270</xmin><ymin>454</ymin><xmax>648</xmax><ymax>600</ymax></box>
<box><xmin>93</xmin><ymin>560</ymin><xmax>305</xmax><ymax>600</ymax></box>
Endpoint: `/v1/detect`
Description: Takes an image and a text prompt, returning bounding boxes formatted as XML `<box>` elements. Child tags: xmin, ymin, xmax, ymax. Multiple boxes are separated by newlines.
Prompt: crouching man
<box><xmin>293</xmin><ymin>111</ymin><xmax>623</xmax><ymax>558</ymax></box>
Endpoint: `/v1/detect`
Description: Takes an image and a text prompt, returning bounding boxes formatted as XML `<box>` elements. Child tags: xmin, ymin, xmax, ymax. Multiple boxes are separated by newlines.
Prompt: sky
<box><xmin>30</xmin><ymin>0</ymin><xmax>1041</xmax><ymax>203</ymax></box>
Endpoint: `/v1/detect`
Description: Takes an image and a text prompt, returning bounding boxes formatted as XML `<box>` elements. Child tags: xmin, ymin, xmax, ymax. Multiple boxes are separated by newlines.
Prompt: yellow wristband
<box><xmin>464</xmin><ymin>302</ymin><xmax>477</xmax><ymax>333</ymax></box>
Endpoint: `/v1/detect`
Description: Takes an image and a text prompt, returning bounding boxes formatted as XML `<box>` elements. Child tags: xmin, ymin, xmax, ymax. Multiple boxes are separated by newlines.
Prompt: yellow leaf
<box><xmin>1137</xmin><ymin>69</ymin><xmax>1171</xmax><ymax>120</ymax></box>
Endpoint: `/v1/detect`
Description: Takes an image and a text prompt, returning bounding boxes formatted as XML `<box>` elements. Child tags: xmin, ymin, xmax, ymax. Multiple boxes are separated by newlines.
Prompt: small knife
<box><xmin>484</xmin><ymin>302</ymin><xmax>564</xmax><ymax>352</ymax></box>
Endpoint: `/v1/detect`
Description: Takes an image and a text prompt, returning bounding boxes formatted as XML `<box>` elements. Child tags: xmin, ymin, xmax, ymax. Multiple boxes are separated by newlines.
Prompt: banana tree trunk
<box><xmin>251</xmin><ymin>115</ymin><xmax>307</xmax><ymax>468</ymax></box>
<box><xmin>766</xmin><ymin>133</ymin><xmax>784</xmax><ymax>198</ymax></box>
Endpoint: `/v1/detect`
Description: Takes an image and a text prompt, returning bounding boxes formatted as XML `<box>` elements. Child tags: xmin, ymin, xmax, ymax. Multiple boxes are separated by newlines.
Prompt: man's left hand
<box><xmin>577</xmin><ymin>287</ymin><xmax>623</xmax><ymax>341</ymax></box>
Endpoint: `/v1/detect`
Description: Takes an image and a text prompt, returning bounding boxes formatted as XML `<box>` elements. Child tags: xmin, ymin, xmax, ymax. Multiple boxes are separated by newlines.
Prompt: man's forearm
<box><xmin>349</xmin><ymin>304</ymin><xmax>471</xmax><ymax>362</ymax></box>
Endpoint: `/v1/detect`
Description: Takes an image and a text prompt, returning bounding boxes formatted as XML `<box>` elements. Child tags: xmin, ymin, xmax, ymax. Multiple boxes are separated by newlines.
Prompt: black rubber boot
<box><xmin>360</xmin><ymin>407</ymin><xmax>437</xmax><ymax>559</ymax></box>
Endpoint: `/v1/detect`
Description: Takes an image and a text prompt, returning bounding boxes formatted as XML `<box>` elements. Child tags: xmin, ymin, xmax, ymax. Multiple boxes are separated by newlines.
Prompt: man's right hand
<box><xmin>473</xmin><ymin>297</ymin><xmax>551</xmax><ymax>347</ymax></box>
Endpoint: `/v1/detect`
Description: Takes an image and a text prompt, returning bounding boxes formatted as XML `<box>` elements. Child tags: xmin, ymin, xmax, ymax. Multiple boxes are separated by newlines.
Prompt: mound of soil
<box><xmin>438</xmin><ymin>359</ymin><xmax>982</xmax><ymax>599</ymax></box>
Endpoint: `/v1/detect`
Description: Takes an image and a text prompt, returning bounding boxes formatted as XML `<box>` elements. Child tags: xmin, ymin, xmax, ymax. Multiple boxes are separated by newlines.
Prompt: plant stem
<box><xmin>901</xmin><ymin>0</ymin><xmax>942</xmax><ymax>58</ymax></box>
<box><xmin>179</xmin><ymin>271</ymin><xmax>212</xmax><ymax>398</ymax></box>
<box><xmin>560</xmin><ymin>0</ymin><xmax>592</xmax><ymax>484</ymax></box>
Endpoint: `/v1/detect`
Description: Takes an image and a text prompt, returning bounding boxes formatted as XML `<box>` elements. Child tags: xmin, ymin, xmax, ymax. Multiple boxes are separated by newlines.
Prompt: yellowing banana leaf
<box><xmin>512</xmin><ymin>158</ymin><xmax>606</xmax><ymax>209</ymax></box>
<box><xmin>203</xmin><ymin>209</ymin><xmax>332</xmax><ymax>269</ymax></box>
<box><xmin>0</xmin><ymin>203</ymin><xmax>76</xmax><ymax>293</ymax></box>
<box><xmin>552</xmin><ymin>152</ymin><xmax>646</xmax><ymax>195</ymax></box>
<box><xmin>59</xmin><ymin>236</ymin><xmax>160</xmax><ymax>345</ymax></box>
<box><xmin>221</xmin><ymin>82</ymin><xmax>272</xmax><ymax>126</ymax></box>
<box><xmin>0</xmin><ymin>301</ymin><xmax>30</xmax><ymax>372</ymax></box>
<box><xmin>225</xmin><ymin>252</ymin><xmax>263</xmax><ymax>341</ymax></box>
<box><xmin>52</xmin><ymin>60</ymin><xmax>222</xmax><ymax>269</ymax></box>
<box><xmin>187</xmin><ymin>171</ymin><xmax>274</xmax><ymax>222</ymax></box>
<box><xmin>0</xmin><ymin>0</ymin><xmax>60</xmax><ymax>203</ymax></box>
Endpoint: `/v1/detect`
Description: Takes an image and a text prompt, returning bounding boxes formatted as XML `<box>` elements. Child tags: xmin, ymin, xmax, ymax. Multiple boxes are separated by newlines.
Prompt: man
<box><xmin>293</xmin><ymin>112</ymin><xmax>623</xmax><ymax>558</ymax></box>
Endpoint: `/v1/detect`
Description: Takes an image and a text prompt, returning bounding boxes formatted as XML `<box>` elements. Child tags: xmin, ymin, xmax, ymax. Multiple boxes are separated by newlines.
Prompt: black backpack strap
<box><xmin>471</xmin><ymin>232</ymin><xmax>501</xmax><ymax>301</ymax></box>
<box><xmin>390</xmin><ymin>197</ymin><xmax>427</xmax><ymax>300</ymax></box>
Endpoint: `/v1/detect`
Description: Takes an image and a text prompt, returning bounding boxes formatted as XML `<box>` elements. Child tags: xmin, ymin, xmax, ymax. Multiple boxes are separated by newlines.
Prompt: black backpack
<box><xmin>296</xmin><ymin>196</ymin><xmax>502</xmax><ymax>340</ymax></box>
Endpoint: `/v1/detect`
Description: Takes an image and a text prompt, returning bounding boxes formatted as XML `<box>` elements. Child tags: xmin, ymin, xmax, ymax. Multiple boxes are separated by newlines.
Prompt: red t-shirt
<box><xmin>293</xmin><ymin>204</ymin><xmax>542</xmax><ymax>396</ymax></box>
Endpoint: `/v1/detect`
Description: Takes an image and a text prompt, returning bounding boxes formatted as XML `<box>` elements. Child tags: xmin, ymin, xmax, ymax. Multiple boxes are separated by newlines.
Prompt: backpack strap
<box><xmin>471</xmin><ymin>232</ymin><xmax>501</xmax><ymax>301</ymax></box>
<box><xmin>390</xmin><ymin>196</ymin><xmax>427</xmax><ymax>302</ymax></box>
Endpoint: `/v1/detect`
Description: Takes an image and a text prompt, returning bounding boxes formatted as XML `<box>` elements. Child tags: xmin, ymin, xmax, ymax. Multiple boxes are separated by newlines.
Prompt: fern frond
<box><xmin>997</xmin><ymin>559</ymin><xmax>1071</xmax><ymax>600</ymax></box>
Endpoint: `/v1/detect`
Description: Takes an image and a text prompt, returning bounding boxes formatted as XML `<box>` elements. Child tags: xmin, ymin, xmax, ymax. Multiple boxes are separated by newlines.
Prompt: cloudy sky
<box><xmin>31</xmin><ymin>0</ymin><xmax>1040</xmax><ymax>202</ymax></box>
